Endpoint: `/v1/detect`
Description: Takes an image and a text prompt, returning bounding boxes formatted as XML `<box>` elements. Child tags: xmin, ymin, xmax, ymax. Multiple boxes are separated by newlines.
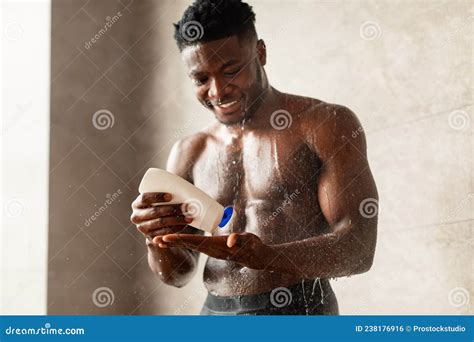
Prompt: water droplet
<box><xmin>313</xmin><ymin>278</ymin><xmax>325</xmax><ymax>304</ymax></box>
<box><xmin>311</xmin><ymin>278</ymin><xmax>317</xmax><ymax>297</ymax></box>
<box><xmin>301</xmin><ymin>280</ymin><xmax>309</xmax><ymax>315</ymax></box>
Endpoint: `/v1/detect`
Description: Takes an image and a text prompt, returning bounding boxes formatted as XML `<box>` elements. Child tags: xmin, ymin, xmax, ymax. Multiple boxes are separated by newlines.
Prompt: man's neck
<box><xmin>221</xmin><ymin>86</ymin><xmax>281</xmax><ymax>135</ymax></box>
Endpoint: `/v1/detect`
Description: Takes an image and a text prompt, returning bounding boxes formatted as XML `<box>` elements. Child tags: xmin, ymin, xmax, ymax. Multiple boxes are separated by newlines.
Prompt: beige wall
<box><xmin>47</xmin><ymin>0</ymin><xmax>472</xmax><ymax>315</ymax></box>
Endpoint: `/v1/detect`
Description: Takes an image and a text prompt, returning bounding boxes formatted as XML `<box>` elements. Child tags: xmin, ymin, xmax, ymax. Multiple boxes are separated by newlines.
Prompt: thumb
<box><xmin>226</xmin><ymin>233</ymin><xmax>239</xmax><ymax>248</ymax></box>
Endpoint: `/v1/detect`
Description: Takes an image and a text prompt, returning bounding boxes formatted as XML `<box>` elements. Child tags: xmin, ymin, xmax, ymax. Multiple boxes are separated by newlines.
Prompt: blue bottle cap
<box><xmin>218</xmin><ymin>206</ymin><xmax>233</xmax><ymax>228</ymax></box>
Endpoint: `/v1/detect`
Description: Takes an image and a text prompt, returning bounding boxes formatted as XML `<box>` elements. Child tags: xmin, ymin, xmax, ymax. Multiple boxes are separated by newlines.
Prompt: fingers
<box><xmin>155</xmin><ymin>233</ymin><xmax>263</xmax><ymax>268</ymax></box>
<box><xmin>150</xmin><ymin>236</ymin><xmax>170</xmax><ymax>249</ymax></box>
<box><xmin>159</xmin><ymin>234</ymin><xmax>247</xmax><ymax>261</ymax></box>
<box><xmin>162</xmin><ymin>233</ymin><xmax>208</xmax><ymax>245</ymax></box>
<box><xmin>161</xmin><ymin>234</ymin><xmax>216</xmax><ymax>249</ymax></box>
<box><xmin>148</xmin><ymin>225</ymin><xmax>188</xmax><ymax>237</ymax></box>
<box><xmin>161</xmin><ymin>234</ymin><xmax>230</xmax><ymax>255</ymax></box>
<box><xmin>136</xmin><ymin>216</ymin><xmax>193</xmax><ymax>235</ymax></box>
<box><xmin>130</xmin><ymin>204</ymin><xmax>184</xmax><ymax>224</ymax></box>
<box><xmin>131</xmin><ymin>193</ymin><xmax>196</xmax><ymax>241</ymax></box>
<box><xmin>152</xmin><ymin>228</ymin><xmax>205</xmax><ymax>250</ymax></box>
<box><xmin>226</xmin><ymin>233</ymin><xmax>239</xmax><ymax>248</ymax></box>
<box><xmin>132</xmin><ymin>192</ymin><xmax>172</xmax><ymax>209</ymax></box>
<box><xmin>146</xmin><ymin>225</ymin><xmax>192</xmax><ymax>248</ymax></box>
<box><xmin>146</xmin><ymin>234</ymin><xmax>167</xmax><ymax>248</ymax></box>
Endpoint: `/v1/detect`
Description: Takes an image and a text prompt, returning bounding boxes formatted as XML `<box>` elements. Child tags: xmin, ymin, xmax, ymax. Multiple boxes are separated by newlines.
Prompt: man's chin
<box><xmin>214</xmin><ymin>110</ymin><xmax>246</xmax><ymax>126</ymax></box>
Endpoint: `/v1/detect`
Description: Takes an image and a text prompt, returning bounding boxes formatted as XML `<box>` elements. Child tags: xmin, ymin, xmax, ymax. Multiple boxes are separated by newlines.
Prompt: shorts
<box><xmin>200</xmin><ymin>278</ymin><xmax>339</xmax><ymax>315</ymax></box>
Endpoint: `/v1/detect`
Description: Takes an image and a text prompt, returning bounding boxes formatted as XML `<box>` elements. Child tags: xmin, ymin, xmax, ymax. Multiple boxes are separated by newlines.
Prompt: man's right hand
<box><xmin>130</xmin><ymin>192</ymin><xmax>193</xmax><ymax>245</ymax></box>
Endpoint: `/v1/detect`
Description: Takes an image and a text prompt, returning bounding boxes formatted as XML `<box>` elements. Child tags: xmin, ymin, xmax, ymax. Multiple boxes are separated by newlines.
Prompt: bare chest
<box><xmin>192</xmin><ymin>130</ymin><xmax>322</xmax><ymax>238</ymax></box>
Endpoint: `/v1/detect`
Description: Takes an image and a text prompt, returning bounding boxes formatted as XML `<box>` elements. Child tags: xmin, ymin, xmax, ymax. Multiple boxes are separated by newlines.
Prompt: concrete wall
<box><xmin>46</xmin><ymin>0</ymin><xmax>472</xmax><ymax>315</ymax></box>
<box><xmin>48</xmin><ymin>0</ymin><xmax>175</xmax><ymax>314</ymax></box>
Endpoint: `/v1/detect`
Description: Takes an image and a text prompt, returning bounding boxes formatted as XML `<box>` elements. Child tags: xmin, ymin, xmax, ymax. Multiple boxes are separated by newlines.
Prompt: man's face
<box><xmin>181</xmin><ymin>35</ymin><xmax>266</xmax><ymax>126</ymax></box>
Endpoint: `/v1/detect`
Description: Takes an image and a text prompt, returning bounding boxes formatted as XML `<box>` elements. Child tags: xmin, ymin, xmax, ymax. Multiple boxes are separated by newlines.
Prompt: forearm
<box><xmin>147</xmin><ymin>242</ymin><xmax>198</xmax><ymax>287</ymax></box>
<box><xmin>265</xmin><ymin>223</ymin><xmax>376</xmax><ymax>279</ymax></box>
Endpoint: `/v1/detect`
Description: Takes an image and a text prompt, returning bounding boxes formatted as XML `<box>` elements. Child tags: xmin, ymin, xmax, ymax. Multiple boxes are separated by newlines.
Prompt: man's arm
<box><xmin>264</xmin><ymin>105</ymin><xmax>378</xmax><ymax>278</ymax></box>
<box><xmin>141</xmin><ymin>134</ymin><xmax>206</xmax><ymax>287</ymax></box>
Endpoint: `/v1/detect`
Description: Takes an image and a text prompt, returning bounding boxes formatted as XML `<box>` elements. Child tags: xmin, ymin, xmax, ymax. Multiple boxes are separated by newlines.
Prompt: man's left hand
<box><xmin>153</xmin><ymin>232</ymin><xmax>274</xmax><ymax>270</ymax></box>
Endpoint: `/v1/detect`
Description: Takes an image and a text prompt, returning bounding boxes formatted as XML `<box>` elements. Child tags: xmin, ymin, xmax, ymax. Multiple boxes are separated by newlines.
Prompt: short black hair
<box><xmin>173</xmin><ymin>0</ymin><xmax>257</xmax><ymax>51</ymax></box>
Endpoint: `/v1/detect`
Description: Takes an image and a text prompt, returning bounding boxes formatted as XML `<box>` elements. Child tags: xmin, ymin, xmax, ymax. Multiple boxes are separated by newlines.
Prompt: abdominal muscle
<box><xmin>202</xmin><ymin>197</ymin><xmax>333</xmax><ymax>297</ymax></box>
<box><xmin>203</xmin><ymin>258</ymin><xmax>303</xmax><ymax>296</ymax></box>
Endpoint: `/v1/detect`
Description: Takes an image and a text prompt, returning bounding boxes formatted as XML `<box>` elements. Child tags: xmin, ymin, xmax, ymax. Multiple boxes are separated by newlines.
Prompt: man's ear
<box><xmin>256</xmin><ymin>39</ymin><xmax>267</xmax><ymax>66</ymax></box>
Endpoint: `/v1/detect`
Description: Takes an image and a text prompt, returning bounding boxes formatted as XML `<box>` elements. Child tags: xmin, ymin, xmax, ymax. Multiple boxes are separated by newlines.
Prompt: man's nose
<box><xmin>208</xmin><ymin>78</ymin><xmax>231</xmax><ymax>99</ymax></box>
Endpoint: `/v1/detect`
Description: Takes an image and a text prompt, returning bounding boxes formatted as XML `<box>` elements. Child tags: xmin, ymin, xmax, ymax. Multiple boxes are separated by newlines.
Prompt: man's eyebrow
<box><xmin>189</xmin><ymin>59</ymin><xmax>241</xmax><ymax>76</ymax></box>
<box><xmin>189</xmin><ymin>69</ymin><xmax>205</xmax><ymax>77</ymax></box>
<box><xmin>220</xmin><ymin>59</ymin><xmax>240</xmax><ymax>69</ymax></box>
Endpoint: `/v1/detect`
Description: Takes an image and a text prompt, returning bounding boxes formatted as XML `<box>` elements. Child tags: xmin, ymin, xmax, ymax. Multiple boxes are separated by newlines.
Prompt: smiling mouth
<box><xmin>217</xmin><ymin>99</ymin><xmax>239</xmax><ymax>108</ymax></box>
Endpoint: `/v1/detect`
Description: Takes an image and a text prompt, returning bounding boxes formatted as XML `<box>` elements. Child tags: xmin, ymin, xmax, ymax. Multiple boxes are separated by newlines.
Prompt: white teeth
<box><xmin>218</xmin><ymin>100</ymin><xmax>238</xmax><ymax>108</ymax></box>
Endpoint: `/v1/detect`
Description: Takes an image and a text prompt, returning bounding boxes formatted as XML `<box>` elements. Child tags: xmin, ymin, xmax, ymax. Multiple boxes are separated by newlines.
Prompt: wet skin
<box><xmin>131</xmin><ymin>35</ymin><xmax>378</xmax><ymax>299</ymax></box>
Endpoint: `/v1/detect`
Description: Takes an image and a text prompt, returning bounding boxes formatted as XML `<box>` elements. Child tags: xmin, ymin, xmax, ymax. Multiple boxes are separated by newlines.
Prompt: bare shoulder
<box><xmin>281</xmin><ymin>93</ymin><xmax>364</xmax><ymax>143</ymax></box>
<box><xmin>296</xmin><ymin>98</ymin><xmax>360</xmax><ymax>131</ymax></box>
<box><xmin>166</xmin><ymin>130</ymin><xmax>210</xmax><ymax>182</ymax></box>
<box><xmin>296</xmin><ymin>99</ymin><xmax>366</xmax><ymax>158</ymax></box>
<box><xmin>282</xmin><ymin>93</ymin><xmax>325</xmax><ymax>118</ymax></box>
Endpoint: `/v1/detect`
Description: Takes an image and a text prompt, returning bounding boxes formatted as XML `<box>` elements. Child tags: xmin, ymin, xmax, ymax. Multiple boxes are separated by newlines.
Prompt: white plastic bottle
<box><xmin>138</xmin><ymin>168</ymin><xmax>233</xmax><ymax>234</ymax></box>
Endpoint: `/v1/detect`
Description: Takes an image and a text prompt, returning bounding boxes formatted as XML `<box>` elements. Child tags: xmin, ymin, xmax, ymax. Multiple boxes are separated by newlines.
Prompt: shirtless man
<box><xmin>130</xmin><ymin>0</ymin><xmax>378</xmax><ymax>315</ymax></box>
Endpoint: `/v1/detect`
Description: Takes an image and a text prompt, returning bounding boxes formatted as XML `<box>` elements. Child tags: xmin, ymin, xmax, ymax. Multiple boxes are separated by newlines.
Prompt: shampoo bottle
<box><xmin>138</xmin><ymin>168</ymin><xmax>233</xmax><ymax>234</ymax></box>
